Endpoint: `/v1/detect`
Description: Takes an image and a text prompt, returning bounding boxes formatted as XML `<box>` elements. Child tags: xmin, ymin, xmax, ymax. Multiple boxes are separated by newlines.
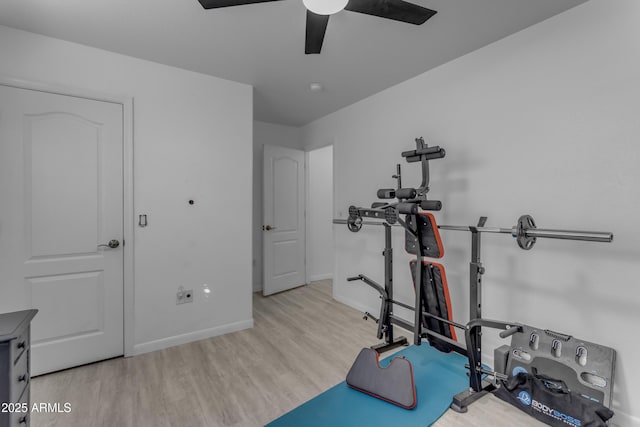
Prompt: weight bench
<box><xmin>406</xmin><ymin>212</ymin><xmax>460</xmax><ymax>353</ymax></box>
<box><xmin>340</xmin><ymin>211</ymin><xmax>463</xmax><ymax>412</ymax></box>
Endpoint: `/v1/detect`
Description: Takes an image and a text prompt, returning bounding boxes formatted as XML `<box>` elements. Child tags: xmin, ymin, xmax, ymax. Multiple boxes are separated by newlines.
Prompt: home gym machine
<box><xmin>335</xmin><ymin>137</ymin><xmax>455</xmax><ymax>354</ymax></box>
<box><xmin>334</xmin><ymin>137</ymin><xmax>615</xmax><ymax>413</ymax></box>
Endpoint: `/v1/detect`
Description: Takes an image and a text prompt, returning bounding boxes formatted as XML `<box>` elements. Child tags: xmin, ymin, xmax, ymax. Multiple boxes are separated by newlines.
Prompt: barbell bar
<box><xmin>335</xmin><ymin>214</ymin><xmax>613</xmax><ymax>249</ymax></box>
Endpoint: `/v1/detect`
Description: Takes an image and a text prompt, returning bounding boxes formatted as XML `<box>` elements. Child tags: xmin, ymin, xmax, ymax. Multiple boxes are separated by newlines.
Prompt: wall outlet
<box><xmin>184</xmin><ymin>289</ymin><xmax>193</xmax><ymax>303</ymax></box>
<box><xmin>176</xmin><ymin>288</ymin><xmax>194</xmax><ymax>304</ymax></box>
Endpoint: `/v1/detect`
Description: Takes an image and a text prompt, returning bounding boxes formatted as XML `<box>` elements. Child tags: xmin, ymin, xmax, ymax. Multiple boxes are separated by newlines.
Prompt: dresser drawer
<box><xmin>11</xmin><ymin>328</ymin><xmax>29</xmax><ymax>365</ymax></box>
<box><xmin>10</xmin><ymin>350</ymin><xmax>29</xmax><ymax>404</ymax></box>
<box><xmin>0</xmin><ymin>310</ymin><xmax>37</xmax><ymax>427</ymax></box>
<box><xmin>8</xmin><ymin>393</ymin><xmax>29</xmax><ymax>427</ymax></box>
<box><xmin>5</xmin><ymin>393</ymin><xmax>31</xmax><ymax>427</ymax></box>
<box><xmin>11</xmin><ymin>412</ymin><xmax>29</xmax><ymax>427</ymax></box>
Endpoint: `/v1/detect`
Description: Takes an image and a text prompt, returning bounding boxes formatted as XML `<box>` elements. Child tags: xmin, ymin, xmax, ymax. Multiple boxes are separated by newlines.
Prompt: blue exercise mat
<box><xmin>265</xmin><ymin>344</ymin><xmax>470</xmax><ymax>427</ymax></box>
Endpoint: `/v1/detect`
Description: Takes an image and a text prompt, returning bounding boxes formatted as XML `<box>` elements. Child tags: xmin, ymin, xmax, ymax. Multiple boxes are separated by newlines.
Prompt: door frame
<box><xmin>304</xmin><ymin>144</ymin><xmax>334</xmax><ymax>283</ymax></box>
<box><xmin>0</xmin><ymin>75</ymin><xmax>135</xmax><ymax>357</ymax></box>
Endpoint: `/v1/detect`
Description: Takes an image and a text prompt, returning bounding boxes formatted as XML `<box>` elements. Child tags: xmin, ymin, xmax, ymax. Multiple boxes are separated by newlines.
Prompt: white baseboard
<box><xmin>308</xmin><ymin>273</ymin><xmax>333</xmax><ymax>282</ymax></box>
<box><xmin>333</xmin><ymin>292</ymin><xmax>374</xmax><ymax>315</ymax></box>
<box><xmin>132</xmin><ymin>319</ymin><xmax>254</xmax><ymax>355</ymax></box>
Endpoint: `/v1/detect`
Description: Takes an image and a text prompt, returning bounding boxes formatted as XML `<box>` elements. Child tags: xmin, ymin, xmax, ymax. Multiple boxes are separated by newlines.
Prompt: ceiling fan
<box><xmin>197</xmin><ymin>0</ymin><xmax>437</xmax><ymax>54</ymax></box>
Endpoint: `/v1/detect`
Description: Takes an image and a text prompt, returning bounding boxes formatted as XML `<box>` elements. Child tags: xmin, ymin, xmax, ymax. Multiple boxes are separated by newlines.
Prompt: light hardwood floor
<box><xmin>31</xmin><ymin>280</ymin><xmax>542</xmax><ymax>426</ymax></box>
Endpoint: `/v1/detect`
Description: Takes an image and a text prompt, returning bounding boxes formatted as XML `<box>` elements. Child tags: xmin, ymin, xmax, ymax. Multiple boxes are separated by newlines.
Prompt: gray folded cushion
<box><xmin>346</xmin><ymin>348</ymin><xmax>417</xmax><ymax>409</ymax></box>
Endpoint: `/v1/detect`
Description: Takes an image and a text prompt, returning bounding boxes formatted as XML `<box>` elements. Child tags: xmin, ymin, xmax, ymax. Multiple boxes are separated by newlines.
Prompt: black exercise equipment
<box><xmin>453</xmin><ymin>319</ymin><xmax>616</xmax><ymax>424</ymax></box>
<box><xmin>334</xmin><ymin>136</ymin><xmax>615</xmax><ymax>414</ymax></box>
<box><xmin>347</xmin><ymin>137</ymin><xmax>444</xmax><ymax>230</ymax></box>
<box><xmin>341</xmin><ymin>137</ymin><xmax>455</xmax><ymax>354</ymax></box>
<box><xmin>346</xmin><ymin>221</ymin><xmax>409</xmax><ymax>353</ymax></box>
<box><xmin>438</xmin><ymin>214</ymin><xmax>613</xmax><ymax>251</ymax></box>
<box><xmin>404</xmin><ymin>212</ymin><xmax>444</xmax><ymax>258</ymax></box>
<box><xmin>494</xmin><ymin>324</ymin><xmax>616</xmax><ymax>407</ymax></box>
<box><xmin>409</xmin><ymin>259</ymin><xmax>457</xmax><ymax>353</ymax></box>
<box><xmin>439</xmin><ymin>217</ymin><xmax>614</xmax><ymax>413</ymax></box>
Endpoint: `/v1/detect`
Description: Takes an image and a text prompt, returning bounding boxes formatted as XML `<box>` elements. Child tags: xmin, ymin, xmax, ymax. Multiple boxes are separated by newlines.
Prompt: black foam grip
<box><xmin>401</xmin><ymin>145</ymin><xmax>442</xmax><ymax>158</ymax></box>
<box><xmin>420</xmin><ymin>200</ymin><xmax>442</xmax><ymax>211</ymax></box>
<box><xmin>405</xmin><ymin>150</ymin><xmax>446</xmax><ymax>163</ymax></box>
<box><xmin>396</xmin><ymin>188</ymin><xmax>417</xmax><ymax>199</ymax></box>
<box><xmin>397</xmin><ymin>203</ymin><xmax>418</xmax><ymax>214</ymax></box>
<box><xmin>377</xmin><ymin>188</ymin><xmax>396</xmax><ymax>199</ymax></box>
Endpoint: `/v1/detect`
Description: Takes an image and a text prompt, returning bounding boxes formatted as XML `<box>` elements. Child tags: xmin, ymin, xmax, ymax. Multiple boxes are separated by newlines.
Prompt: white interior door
<box><xmin>263</xmin><ymin>144</ymin><xmax>306</xmax><ymax>296</ymax></box>
<box><xmin>0</xmin><ymin>84</ymin><xmax>124</xmax><ymax>375</ymax></box>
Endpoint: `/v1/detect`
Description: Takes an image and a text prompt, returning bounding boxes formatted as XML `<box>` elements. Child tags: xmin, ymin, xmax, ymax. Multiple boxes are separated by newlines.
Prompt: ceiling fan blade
<box><xmin>197</xmin><ymin>0</ymin><xmax>283</xmax><ymax>10</ymax></box>
<box><xmin>344</xmin><ymin>0</ymin><xmax>437</xmax><ymax>25</ymax></box>
<box><xmin>305</xmin><ymin>11</ymin><xmax>330</xmax><ymax>54</ymax></box>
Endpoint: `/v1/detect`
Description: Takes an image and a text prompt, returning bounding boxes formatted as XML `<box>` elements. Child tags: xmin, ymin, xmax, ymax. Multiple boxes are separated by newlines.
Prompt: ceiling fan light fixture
<box><xmin>303</xmin><ymin>0</ymin><xmax>348</xmax><ymax>15</ymax></box>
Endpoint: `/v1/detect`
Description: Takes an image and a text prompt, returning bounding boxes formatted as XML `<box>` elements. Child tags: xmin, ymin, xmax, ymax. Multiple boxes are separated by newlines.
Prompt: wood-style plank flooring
<box><xmin>31</xmin><ymin>280</ymin><xmax>542</xmax><ymax>426</ymax></box>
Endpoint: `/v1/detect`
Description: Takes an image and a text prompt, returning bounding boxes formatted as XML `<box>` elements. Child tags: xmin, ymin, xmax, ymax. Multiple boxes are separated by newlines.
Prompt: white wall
<box><xmin>0</xmin><ymin>25</ymin><xmax>254</xmax><ymax>354</ymax></box>
<box><xmin>302</xmin><ymin>0</ymin><xmax>640</xmax><ymax>424</ymax></box>
<box><xmin>252</xmin><ymin>121</ymin><xmax>303</xmax><ymax>292</ymax></box>
<box><xmin>307</xmin><ymin>145</ymin><xmax>334</xmax><ymax>281</ymax></box>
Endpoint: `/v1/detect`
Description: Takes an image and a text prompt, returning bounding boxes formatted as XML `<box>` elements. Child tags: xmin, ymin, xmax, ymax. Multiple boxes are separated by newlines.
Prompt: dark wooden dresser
<box><xmin>0</xmin><ymin>309</ymin><xmax>37</xmax><ymax>427</ymax></box>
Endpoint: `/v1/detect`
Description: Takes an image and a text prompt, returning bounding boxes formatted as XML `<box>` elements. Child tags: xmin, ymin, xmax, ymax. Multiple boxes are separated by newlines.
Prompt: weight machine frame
<box><xmin>345</xmin><ymin>222</ymin><xmax>410</xmax><ymax>353</ymax></box>
<box><xmin>334</xmin><ymin>137</ymin><xmax>615</xmax><ymax>412</ymax></box>
<box><xmin>336</xmin><ymin>213</ymin><xmax>614</xmax><ymax>410</ymax></box>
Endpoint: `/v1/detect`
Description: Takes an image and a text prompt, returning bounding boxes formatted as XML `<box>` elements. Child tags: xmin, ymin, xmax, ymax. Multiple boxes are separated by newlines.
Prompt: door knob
<box><xmin>263</xmin><ymin>225</ymin><xmax>277</xmax><ymax>231</ymax></box>
<box><xmin>98</xmin><ymin>239</ymin><xmax>120</xmax><ymax>249</ymax></box>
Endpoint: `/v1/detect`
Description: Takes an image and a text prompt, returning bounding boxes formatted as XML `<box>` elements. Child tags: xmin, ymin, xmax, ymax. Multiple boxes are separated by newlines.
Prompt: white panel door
<box><xmin>0</xmin><ymin>84</ymin><xmax>124</xmax><ymax>375</ymax></box>
<box><xmin>263</xmin><ymin>145</ymin><xmax>306</xmax><ymax>296</ymax></box>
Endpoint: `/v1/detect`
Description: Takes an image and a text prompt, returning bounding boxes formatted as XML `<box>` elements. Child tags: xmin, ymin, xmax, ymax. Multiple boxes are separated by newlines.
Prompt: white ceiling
<box><xmin>0</xmin><ymin>0</ymin><xmax>589</xmax><ymax>126</ymax></box>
